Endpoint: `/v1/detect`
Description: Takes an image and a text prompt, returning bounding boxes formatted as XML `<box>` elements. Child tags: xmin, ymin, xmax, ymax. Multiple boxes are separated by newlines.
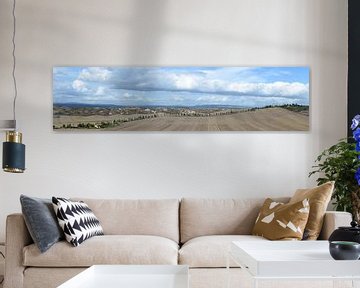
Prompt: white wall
<box><xmin>0</xmin><ymin>0</ymin><xmax>347</xmax><ymax>242</ymax></box>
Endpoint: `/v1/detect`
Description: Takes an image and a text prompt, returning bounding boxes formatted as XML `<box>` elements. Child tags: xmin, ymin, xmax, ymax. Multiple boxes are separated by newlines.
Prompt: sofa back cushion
<box><xmin>72</xmin><ymin>198</ymin><xmax>179</xmax><ymax>243</ymax></box>
<box><xmin>180</xmin><ymin>198</ymin><xmax>289</xmax><ymax>243</ymax></box>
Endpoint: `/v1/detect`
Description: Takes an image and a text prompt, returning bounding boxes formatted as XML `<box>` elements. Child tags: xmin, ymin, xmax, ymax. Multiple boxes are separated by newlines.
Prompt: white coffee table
<box><xmin>57</xmin><ymin>265</ymin><xmax>189</xmax><ymax>288</ymax></box>
<box><xmin>228</xmin><ymin>241</ymin><xmax>360</xmax><ymax>288</ymax></box>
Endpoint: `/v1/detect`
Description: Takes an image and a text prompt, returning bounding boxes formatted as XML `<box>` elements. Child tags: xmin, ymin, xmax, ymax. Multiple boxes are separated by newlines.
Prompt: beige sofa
<box><xmin>4</xmin><ymin>198</ymin><xmax>352</xmax><ymax>288</ymax></box>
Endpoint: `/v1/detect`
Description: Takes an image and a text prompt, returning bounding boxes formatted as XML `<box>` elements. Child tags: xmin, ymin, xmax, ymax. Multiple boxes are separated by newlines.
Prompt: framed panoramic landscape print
<box><xmin>53</xmin><ymin>66</ymin><xmax>309</xmax><ymax>131</ymax></box>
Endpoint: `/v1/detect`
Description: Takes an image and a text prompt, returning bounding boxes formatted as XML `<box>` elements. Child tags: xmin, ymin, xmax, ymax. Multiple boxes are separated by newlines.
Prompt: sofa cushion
<box><xmin>72</xmin><ymin>198</ymin><xmax>179</xmax><ymax>243</ymax></box>
<box><xmin>20</xmin><ymin>195</ymin><xmax>64</xmax><ymax>253</ymax></box>
<box><xmin>179</xmin><ymin>235</ymin><xmax>267</xmax><ymax>268</ymax></box>
<box><xmin>23</xmin><ymin>235</ymin><xmax>179</xmax><ymax>267</ymax></box>
<box><xmin>52</xmin><ymin>197</ymin><xmax>104</xmax><ymax>247</ymax></box>
<box><xmin>252</xmin><ymin>198</ymin><xmax>310</xmax><ymax>240</ymax></box>
<box><xmin>180</xmin><ymin>198</ymin><xmax>289</xmax><ymax>243</ymax></box>
<box><xmin>290</xmin><ymin>181</ymin><xmax>334</xmax><ymax>240</ymax></box>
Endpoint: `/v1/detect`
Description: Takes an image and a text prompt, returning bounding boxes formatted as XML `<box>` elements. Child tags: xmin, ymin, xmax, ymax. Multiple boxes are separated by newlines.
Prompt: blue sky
<box><xmin>53</xmin><ymin>66</ymin><xmax>309</xmax><ymax>107</ymax></box>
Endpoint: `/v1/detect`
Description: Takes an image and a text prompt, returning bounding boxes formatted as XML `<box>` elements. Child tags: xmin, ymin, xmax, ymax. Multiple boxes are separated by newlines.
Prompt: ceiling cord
<box><xmin>12</xmin><ymin>0</ymin><xmax>18</xmax><ymax>128</ymax></box>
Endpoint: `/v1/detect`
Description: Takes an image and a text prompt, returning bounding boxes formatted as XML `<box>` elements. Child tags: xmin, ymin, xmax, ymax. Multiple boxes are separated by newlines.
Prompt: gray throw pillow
<box><xmin>20</xmin><ymin>195</ymin><xmax>64</xmax><ymax>253</ymax></box>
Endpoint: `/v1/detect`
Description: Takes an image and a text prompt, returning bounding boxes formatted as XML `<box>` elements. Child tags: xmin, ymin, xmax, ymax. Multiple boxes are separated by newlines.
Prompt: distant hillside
<box><xmin>53</xmin><ymin>103</ymin><xmax>250</xmax><ymax>109</ymax></box>
<box><xmin>260</xmin><ymin>104</ymin><xmax>309</xmax><ymax>113</ymax></box>
<box><xmin>54</xmin><ymin>102</ymin><xmax>308</xmax><ymax>111</ymax></box>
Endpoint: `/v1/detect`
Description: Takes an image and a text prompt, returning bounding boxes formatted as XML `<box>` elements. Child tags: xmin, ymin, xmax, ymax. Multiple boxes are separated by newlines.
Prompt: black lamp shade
<box><xmin>2</xmin><ymin>141</ymin><xmax>25</xmax><ymax>173</ymax></box>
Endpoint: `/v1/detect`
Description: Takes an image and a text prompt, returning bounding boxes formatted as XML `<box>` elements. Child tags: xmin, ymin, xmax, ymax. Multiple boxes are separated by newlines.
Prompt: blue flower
<box><xmin>356</xmin><ymin>168</ymin><xmax>360</xmax><ymax>186</ymax></box>
<box><xmin>350</xmin><ymin>115</ymin><xmax>360</xmax><ymax>185</ymax></box>
<box><xmin>353</xmin><ymin>128</ymin><xmax>360</xmax><ymax>142</ymax></box>
<box><xmin>352</xmin><ymin>115</ymin><xmax>360</xmax><ymax>130</ymax></box>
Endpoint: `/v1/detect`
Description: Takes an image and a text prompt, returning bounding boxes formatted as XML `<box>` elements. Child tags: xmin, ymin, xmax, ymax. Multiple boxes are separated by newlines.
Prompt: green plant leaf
<box><xmin>309</xmin><ymin>139</ymin><xmax>360</xmax><ymax>216</ymax></box>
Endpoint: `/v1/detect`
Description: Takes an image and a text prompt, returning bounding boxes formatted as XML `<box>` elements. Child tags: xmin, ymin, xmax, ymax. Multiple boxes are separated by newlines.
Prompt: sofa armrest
<box><xmin>318</xmin><ymin>211</ymin><xmax>352</xmax><ymax>240</ymax></box>
<box><xmin>4</xmin><ymin>213</ymin><xmax>32</xmax><ymax>288</ymax></box>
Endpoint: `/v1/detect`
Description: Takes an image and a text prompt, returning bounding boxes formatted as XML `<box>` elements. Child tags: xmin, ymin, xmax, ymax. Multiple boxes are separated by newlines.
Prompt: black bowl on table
<box><xmin>329</xmin><ymin>241</ymin><xmax>360</xmax><ymax>260</ymax></box>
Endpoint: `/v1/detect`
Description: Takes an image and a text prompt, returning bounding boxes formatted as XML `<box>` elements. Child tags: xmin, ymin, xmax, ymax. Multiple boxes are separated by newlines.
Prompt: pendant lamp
<box><xmin>1</xmin><ymin>0</ymin><xmax>26</xmax><ymax>173</ymax></box>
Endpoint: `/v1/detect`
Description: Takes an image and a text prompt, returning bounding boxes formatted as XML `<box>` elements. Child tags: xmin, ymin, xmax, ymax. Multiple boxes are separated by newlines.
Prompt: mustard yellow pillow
<box><xmin>289</xmin><ymin>181</ymin><xmax>334</xmax><ymax>240</ymax></box>
<box><xmin>252</xmin><ymin>198</ymin><xmax>310</xmax><ymax>240</ymax></box>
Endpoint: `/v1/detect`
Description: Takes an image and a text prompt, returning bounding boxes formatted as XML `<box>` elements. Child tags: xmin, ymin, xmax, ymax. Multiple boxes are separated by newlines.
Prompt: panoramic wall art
<box><xmin>53</xmin><ymin>66</ymin><xmax>310</xmax><ymax>131</ymax></box>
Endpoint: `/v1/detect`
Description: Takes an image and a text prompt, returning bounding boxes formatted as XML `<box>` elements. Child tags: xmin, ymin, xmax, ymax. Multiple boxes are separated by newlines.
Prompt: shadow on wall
<box><xmin>7</xmin><ymin>0</ymin><xmax>170</xmax><ymax>69</ymax></box>
<box><xmin>7</xmin><ymin>0</ymin><xmax>344</xmax><ymax>72</ymax></box>
<box><xmin>127</xmin><ymin>0</ymin><xmax>169</xmax><ymax>64</ymax></box>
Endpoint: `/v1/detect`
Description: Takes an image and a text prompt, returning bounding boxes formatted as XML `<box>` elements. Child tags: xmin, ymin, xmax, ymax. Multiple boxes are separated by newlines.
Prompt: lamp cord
<box><xmin>12</xmin><ymin>0</ymin><xmax>18</xmax><ymax>128</ymax></box>
<box><xmin>0</xmin><ymin>251</ymin><xmax>4</xmax><ymax>284</ymax></box>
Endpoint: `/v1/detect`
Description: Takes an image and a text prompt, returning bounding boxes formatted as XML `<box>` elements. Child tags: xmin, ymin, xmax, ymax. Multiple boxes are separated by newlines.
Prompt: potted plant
<box><xmin>309</xmin><ymin>115</ymin><xmax>360</xmax><ymax>222</ymax></box>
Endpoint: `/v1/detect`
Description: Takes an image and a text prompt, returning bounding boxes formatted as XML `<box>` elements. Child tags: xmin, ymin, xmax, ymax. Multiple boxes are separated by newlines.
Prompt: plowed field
<box><xmin>106</xmin><ymin>107</ymin><xmax>309</xmax><ymax>131</ymax></box>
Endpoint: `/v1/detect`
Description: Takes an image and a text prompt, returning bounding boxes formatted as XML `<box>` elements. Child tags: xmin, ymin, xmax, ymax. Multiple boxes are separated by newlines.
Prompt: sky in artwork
<box><xmin>53</xmin><ymin>66</ymin><xmax>309</xmax><ymax>107</ymax></box>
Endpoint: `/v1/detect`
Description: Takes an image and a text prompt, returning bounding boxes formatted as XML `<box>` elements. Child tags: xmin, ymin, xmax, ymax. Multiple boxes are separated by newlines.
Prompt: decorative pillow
<box><xmin>289</xmin><ymin>181</ymin><xmax>334</xmax><ymax>240</ymax></box>
<box><xmin>20</xmin><ymin>195</ymin><xmax>64</xmax><ymax>253</ymax></box>
<box><xmin>52</xmin><ymin>197</ymin><xmax>104</xmax><ymax>247</ymax></box>
<box><xmin>252</xmin><ymin>198</ymin><xmax>310</xmax><ymax>240</ymax></box>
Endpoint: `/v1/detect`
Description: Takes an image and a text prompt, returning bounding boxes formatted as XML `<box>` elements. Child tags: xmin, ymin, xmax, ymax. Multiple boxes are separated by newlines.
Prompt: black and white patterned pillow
<box><xmin>52</xmin><ymin>197</ymin><xmax>104</xmax><ymax>247</ymax></box>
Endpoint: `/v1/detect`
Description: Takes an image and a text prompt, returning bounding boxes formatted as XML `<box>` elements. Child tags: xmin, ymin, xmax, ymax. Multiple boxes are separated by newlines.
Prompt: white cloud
<box><xmin>227</xmin><ymin>82</ymin><xmax>308</xmax><ymax>98</ymax></box>
<box><xmin>79</xmin><ymin>67</ymin><xmax>111</xmax><ymax>81</ymax></box>
<box><xmin>201</xmin><ymin>79</ymin><xmax>226</xmax><ymax>91</ymax></box>
<box><xmin>168</xmin><ymin>74</ymin><xmax>200</xmax><ymax>90</ymax></box>
<box><xmin>56</xmin><ymin>67</ymin><xmax>309</xmax><ymax>106</ymax></box>
<box><xmin>72</xmin><ymin>80</ymin><xmax>88</xmax><ymax>92</ymax></box>
<box><xmin>164</xmin><ymin>73</ymin><xmax>308</xmax><ymax>100</ymax></box>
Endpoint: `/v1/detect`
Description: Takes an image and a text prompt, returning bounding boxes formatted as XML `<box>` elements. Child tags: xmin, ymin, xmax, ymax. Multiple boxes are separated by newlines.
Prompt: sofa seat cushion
<box><xmin>179</xmin><ymin>235</ymin><xmax>267</xmax><ymax>268</ymax></box>
<box><xmin>23</xmin><ymin>235</ymin><xmax>179</xmax><ymax>267</ymax></box>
